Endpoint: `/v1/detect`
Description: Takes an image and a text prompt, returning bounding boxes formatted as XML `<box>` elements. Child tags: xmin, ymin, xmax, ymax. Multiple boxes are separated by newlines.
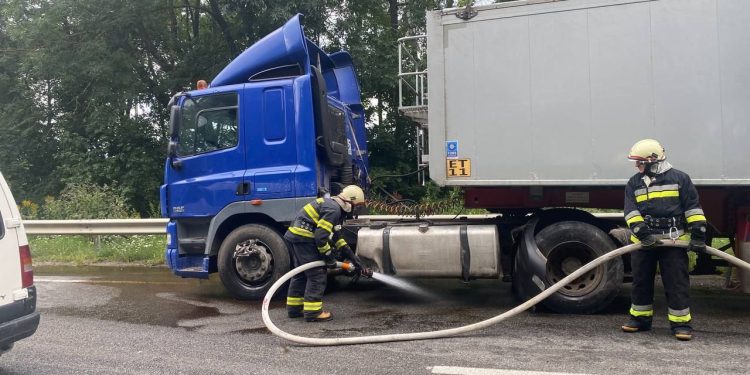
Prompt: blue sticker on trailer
<box><xmin>446</xmin><ymin>141</ymin><xmax>458</xmax><ymax>159</ymax></box>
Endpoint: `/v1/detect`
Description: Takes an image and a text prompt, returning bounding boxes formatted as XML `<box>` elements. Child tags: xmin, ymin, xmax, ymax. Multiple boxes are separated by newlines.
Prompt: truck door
<box><xmin>242</xmin><ymin>80</ymin><xmax>300</xmax><ymax>200</ymax></box>
<box><xmin>166</xmin><ymin>91</ymin><xmax>245</xmax><ymax>217</ymax></box>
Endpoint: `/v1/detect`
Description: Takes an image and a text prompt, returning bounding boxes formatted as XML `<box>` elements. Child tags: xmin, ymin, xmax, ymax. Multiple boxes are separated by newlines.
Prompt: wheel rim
<box><xmin>545</xmin><ymin>241</ymin><xmax>605</xmax><ymax>297</ymax></box>
<box><xmin>232</xmin><ymin>239</ymin><xmax>274</xmax><ymax>287</ymax></box>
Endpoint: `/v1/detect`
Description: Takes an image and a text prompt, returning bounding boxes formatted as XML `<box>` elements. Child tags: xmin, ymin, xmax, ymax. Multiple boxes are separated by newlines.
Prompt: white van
<box><xmin>0</xmin><ymin>172</ymin><xmax>39</xmax><ymax>356</ymax></box>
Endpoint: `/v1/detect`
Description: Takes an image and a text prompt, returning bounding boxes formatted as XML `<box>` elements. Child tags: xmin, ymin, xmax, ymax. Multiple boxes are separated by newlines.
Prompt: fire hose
<box><xmin>261</xmin><ymin>241</ymin><xmax>750</xmax><ymax>346</ymax></box>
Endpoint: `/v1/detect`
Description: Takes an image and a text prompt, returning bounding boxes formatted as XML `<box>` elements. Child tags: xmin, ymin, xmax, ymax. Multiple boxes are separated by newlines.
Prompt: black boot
<box><xmin>287</xmin><ymin>307</ymin><xmax>303</xmax><ymax>318</ymax></box>
<box><xmin>621</xmin><ymin>315</ymin><xmax>652</xmax><ymax>332</ymax></box>
<box><xmin>671</xmin><ymin>324</ymin><xmax>693</xmax><ymax>341</ymax></box>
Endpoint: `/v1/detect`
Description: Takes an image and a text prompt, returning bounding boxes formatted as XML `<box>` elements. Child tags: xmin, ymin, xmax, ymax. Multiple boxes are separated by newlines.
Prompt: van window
<box><xmin>178</xmin><ymin>93</ymin><xmax>239</xmax><ymax>156</ymax></box>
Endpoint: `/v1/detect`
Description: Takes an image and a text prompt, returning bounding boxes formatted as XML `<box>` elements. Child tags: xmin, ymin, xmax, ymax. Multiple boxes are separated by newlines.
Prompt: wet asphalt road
<box><xmin>1</xmin><ymin>265</ymin><xmax>750</xmax><ymax>375</ymax></box>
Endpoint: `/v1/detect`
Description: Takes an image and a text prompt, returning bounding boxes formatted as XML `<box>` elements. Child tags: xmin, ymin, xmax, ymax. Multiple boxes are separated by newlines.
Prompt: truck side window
<box><xmin>178</xmin><ymin>93</ymin><xmax>238</xmax><ymax>156</ymax></box>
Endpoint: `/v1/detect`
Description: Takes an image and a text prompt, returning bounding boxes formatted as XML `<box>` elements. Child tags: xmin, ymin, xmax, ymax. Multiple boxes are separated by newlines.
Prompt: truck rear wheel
<box><xmin>217</xmin><ymin>224</ymin><xmax>290</xmax><ymax>300</ymax></box>
<box><xmin>514</xmin><ymin>221</ymin><xmax>623</xmax><ymax>314</ymax></box>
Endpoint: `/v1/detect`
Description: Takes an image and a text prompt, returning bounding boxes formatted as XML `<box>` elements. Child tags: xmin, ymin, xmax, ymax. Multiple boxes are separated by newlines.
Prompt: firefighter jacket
<box><xmin>624</xmin><ymin>166</ymin><xmax>707</xmax><ymax>242</ymax></box>
<box><xmin>285</xmin><ymin>197</ymin><xmax>350</xmax><ymax>255</ymax></box>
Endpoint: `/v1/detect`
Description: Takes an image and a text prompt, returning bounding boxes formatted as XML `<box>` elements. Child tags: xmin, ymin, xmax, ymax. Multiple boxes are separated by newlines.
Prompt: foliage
<box><xmin>40</xmin><ymin>183</ymin><xmax>138</xmax><ymax>219</ymax></box>
<box><xmin>18</xmin><ymin>200</ymin><xmax>40</xmax><ymax>220</ymax></box>
<box><xmin>325</xmin><ymin>0</ymin><xmax>435</xmax><ymax>200</ymax></box>
<box><xmin>1</xmin><ymin>0</ymin><xmax>468</xmax><ymax>217</ymax></box>
<box><xmin>29</xmin><ymin>235</ymin><xmax>165</xmax><ymax>265</ymax></box>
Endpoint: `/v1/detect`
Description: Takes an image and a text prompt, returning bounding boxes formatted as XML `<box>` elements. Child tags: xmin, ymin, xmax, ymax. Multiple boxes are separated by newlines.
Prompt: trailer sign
<box><xmin>446</xmin><ymin>141</ymin><xmax>458</xmax><ymax>159</ymax></box>
<box><xmin>447</xmin><ymin>159</ymin><xmax>471</xmax><ymax>177</ymax></box>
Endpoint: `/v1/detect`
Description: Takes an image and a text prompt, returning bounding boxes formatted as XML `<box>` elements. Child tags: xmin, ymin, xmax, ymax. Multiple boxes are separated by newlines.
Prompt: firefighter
<box><xmin>621</xmin><ymin>139</ymin><xmax>707</xmax><ymax>341</ymax></box>
<box><xmin>284</xmin><ymin>185</ymin><xmax>367</xmax><ymax>322</ymax></box>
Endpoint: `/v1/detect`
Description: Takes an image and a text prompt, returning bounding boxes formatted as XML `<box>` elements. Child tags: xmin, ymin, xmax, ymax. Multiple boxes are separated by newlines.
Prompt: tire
<box><xmin>534</xmin><ymin>221</ymin><xmax>623</xmax><ymax>314</ymax></box>
<box><xmin>511</xmin><ymin>253</ymin><xmax>524</xmax><ymax>300</ymax></box>
<box><xmin>217</xmin><ymin>224</ymin><xmax>290</xmax><ymax>300</ymax></box>
<box><xmin>0</xmin><ymin>343</ymin><xmax>13</xmax><ymax>356</ymax></box>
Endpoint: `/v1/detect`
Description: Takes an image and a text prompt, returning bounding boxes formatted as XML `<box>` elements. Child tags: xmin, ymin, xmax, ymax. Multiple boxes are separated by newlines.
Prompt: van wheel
<box><xmin>218</xmin><ymin>224</ymin><xmax>290</xmax><ymax>300</ymax></box>
<box><xmin>535</xmin><ymin>221</ymin><xmax>623</xmax><ymax>314</ymax></box>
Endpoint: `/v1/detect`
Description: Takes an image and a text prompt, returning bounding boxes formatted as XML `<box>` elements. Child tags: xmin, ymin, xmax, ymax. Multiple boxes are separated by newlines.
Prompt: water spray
<box><xmin>261</xmin><ymin>242</ymin><xmax>750</xmax><ymax>346</ymax></box>
<box><xmin>370</xmin><ymin>273</ymin><xmax>438</xmax><ymax>300</ymax></box>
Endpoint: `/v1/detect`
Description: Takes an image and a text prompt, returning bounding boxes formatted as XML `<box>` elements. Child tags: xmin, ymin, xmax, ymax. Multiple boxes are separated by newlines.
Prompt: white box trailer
<box><xmin>372</xmin><ymin>0</ymin><xmax>750</xmax><ymax>314</ymax></box>
<box><xmin>425</xmin><ymin>0</ymin><xmax>750</xmax><ymax>186</ymax></box>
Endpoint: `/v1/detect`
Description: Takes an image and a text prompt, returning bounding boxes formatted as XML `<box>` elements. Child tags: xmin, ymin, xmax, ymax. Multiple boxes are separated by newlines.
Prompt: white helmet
<box><xmin>335</xmin><ymin>185</ymin><xmax>365</xmax><ymax>213</ymax></box>
<box><xmin>628</xmin><ymin>139</ymin><xmax>666</xmax><ymax>163</ymax></box>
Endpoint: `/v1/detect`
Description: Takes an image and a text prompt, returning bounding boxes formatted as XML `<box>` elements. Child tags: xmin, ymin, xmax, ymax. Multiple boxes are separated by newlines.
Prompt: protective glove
<box><xmin>687</xmin><ymin>239</ymin><xmax>706</xmax><ymax>254</ymax></box>
<box><xmin>340</xmin><ymin>245</ymin><xmax>372</xmax><ymax>278</ymax></box>
<box><xmin>632</xmin><ymin>223</ymin><xmax>662</xmax><ymax>249</ymax></box>
<box><xmin>340</xmin><ymin>245</ymin><xmax>364</xmax><ymax>269</ymax></box>
<box><xmin>323</xmin><ymin>252</ymin><xmax>337</xmax><ymax>268</ymax></box>
<box><xmin>687</xmin><ymin>223</ymin><xmax>707</xmax><ymax>253</ymax></box>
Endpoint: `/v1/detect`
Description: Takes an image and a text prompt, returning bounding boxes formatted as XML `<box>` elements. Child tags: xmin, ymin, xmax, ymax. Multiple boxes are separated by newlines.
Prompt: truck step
<box><xmin>178</xmin><ymin>237</ymin><xmax>206</xmax><ymax>253</ymax></box>
<box><xmin>165</xmin><ymin>249</ymin><xmax>216</xmax><ymax>279</ymax></box>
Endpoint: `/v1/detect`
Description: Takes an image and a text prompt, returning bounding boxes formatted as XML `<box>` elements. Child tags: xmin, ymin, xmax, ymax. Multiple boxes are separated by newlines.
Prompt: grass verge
<box><xmin>29</xmin><ymin>235</ymin><xmax>165</xmax><ymax>265</ymax></box>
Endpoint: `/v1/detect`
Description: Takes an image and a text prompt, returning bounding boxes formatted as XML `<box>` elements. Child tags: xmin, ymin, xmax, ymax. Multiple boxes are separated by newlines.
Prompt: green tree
<box><xmin>325</xmin><ymin>0</ymin><xmax>436</xmax><ymax>203</ymax></box>
<box><xmin>1</xmin><ymin>0</ymin><xmax>170</xmax><ymax>214</ymax></box>
<box><xmin>1</xmin><ymin>0</ymin><xmax>452</xmax><ymax>216</ymax></box>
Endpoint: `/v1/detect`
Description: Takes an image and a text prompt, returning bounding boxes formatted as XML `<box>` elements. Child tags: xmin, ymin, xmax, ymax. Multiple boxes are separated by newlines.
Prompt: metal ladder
<box><xmin>398</xmin><ymin>35</ymin><xmax>428</xmax><ymax>185</ymax></box>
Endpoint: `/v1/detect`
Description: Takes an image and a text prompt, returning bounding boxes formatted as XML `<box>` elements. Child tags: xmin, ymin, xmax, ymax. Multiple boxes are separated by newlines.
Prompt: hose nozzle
<box><xmin>340</xmin><ymin>261</ymin><xmax>355</xmax><ymax>272</ymax></box>
<box><xmin>337</xmin><ymin>261</ymin><xmax>373</xmax><ymax>278</ymax></box>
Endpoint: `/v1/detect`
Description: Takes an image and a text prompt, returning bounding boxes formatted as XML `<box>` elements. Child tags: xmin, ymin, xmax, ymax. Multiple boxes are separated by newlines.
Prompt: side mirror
<box><xmin>167</xmin><ymin>141</ymin><xmax>182</xmax><ymax>170</ymax></box>
<box><xmin>168</xmin><ymin>105</ymin><xmax>181</xmax><ymax>138</ymax></box>
<box><xmin>167</xmin><ymin>104</ymin><xmax>182</xmax><ymax>170</ymax></box>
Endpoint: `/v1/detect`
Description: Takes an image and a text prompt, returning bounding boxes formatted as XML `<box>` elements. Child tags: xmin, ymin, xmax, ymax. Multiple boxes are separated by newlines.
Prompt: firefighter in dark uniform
<box><xmin>621</xmin><ymin>139</ymin><xmax>707</xmax><ymax>341</ymax></box>
<box><xmin>284</xmin><ymin>185</ymin><xmax>367</xmax><ymax>322</ymax></box>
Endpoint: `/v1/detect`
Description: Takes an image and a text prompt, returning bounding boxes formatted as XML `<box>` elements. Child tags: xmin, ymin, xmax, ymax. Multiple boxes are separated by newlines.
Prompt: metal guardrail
<box><xmin>24</xmin><ymin>219</ymin><xmax>169</xmax><ymax>235</ymax></box>
<box><xmin>21</xmin><ymin>214</ymin><xmax>625</xmax><ymax>235</ymax></box>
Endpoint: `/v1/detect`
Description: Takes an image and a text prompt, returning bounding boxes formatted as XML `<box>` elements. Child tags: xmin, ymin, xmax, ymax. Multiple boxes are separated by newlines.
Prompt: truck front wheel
<box><xmin>217</xmin><ymin>224</ymin><xmax>290</xmax><ymax>300</ymax></box>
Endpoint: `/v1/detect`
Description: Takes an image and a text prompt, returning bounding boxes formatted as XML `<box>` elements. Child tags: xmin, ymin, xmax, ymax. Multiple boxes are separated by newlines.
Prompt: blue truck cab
<box><xmin>160</xmin><ymin>14</ymin><xmax>368</xmax><ymax>299</ymax></box>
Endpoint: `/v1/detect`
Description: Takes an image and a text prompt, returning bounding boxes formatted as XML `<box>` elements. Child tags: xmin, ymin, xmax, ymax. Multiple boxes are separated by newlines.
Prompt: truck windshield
<box><xmin>178</xmin><ymin>93</ymin><xmax>239</xmax><ymax>156</ymax></box>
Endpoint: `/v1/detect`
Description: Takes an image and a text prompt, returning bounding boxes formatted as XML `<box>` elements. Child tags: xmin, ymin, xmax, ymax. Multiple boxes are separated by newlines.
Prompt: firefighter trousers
<box><xmin>285</xmin><ymin>239</ymin><xmax>327</xmax><ymax>318</ymax></box>
<box><xmin>630</xmin><ymin>246</ymin><xmax>692</xmax><ymax>326</ymax></box>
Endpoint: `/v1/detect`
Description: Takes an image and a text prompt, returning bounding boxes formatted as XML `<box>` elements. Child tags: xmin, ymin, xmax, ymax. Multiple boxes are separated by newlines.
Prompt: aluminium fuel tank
<box><xmin>356</xmin><ymin>224</ymin><xmax>500</xmax><ymax>279</ymax></box>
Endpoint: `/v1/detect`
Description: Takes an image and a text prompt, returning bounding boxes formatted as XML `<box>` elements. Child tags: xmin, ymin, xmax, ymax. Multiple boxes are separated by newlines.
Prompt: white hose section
<box><xmin>261</xmin><ymin>241</ymin><xmax>750</xmax><ymax>346</ymax></box>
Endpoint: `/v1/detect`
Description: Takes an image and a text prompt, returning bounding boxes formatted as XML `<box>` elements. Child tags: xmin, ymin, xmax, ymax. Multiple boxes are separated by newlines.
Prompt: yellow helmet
<box><xmin>628</xmin><ymin>139</ymin><xmax>665</xmax><ymax>162</ymax></box>
<box><xmin>338</xmin><ymin>185</ymin><xmax>365</xmax><ymax>207</ymax></box>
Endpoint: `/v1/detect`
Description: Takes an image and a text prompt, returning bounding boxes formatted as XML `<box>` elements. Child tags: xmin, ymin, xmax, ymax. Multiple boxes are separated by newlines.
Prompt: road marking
<box><xmin>431</xmin><ymin>367</ymin><xmax>590</xmax><ymax>375</ymax></box>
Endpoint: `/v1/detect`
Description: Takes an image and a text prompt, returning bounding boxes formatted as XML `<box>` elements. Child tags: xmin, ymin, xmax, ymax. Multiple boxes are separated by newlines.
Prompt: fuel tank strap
<box><xmin>381</xmin><ymin>227</ymin><xmax>396</xmax><ymax>275</ymax></box>
<box><xmin>460</xmin><ymin>224</ymin><xmax>471</xmax><ymax>282</ymax></box>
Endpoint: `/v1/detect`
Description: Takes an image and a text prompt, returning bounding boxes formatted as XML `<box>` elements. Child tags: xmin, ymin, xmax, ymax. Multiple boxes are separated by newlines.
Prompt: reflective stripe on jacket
<box><xmin>285</xmin><ymin>197</ymin><xmax>349</xmax><ymax>253</ymax></box>
<box><xmin>624</xmin><ymin>168</ymin><xmax>706</xmax><ymax>235</ymax></box>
